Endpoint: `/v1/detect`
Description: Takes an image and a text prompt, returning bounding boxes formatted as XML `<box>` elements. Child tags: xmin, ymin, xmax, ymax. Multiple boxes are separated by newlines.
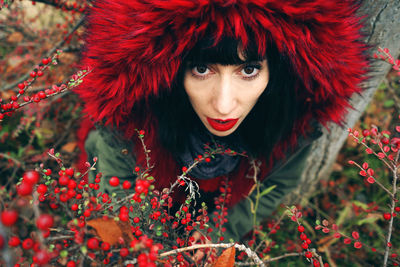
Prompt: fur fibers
<box><xmin>76</xmin><ymin>0</ymin><xmax>369</xmax><ymax>205</ymax></box>
<box><xmin>76</xmin><ymin>0</ymin><xmax>368</xmax><ymax>130</ymax></box>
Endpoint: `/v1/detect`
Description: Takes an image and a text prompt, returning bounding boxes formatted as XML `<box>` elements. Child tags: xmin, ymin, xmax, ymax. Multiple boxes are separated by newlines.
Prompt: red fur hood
<box><xmin>76</xmin><ymin>0</ymin><xmax>368</xmax><ymax>131</ymax></box>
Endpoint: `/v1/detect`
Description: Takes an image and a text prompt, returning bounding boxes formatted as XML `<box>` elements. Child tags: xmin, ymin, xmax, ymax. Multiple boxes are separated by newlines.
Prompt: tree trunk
<box><xmin>288</xmin><ymin>0</ymin><xmax>400</xmax><ymax>203</ymax></box>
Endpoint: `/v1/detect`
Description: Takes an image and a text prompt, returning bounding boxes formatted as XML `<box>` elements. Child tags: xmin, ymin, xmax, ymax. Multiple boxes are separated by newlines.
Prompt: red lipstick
<box><xmin>207</xmin><ymin>118</ymin><xmax>239</xmax><ymax>131</ymax></box>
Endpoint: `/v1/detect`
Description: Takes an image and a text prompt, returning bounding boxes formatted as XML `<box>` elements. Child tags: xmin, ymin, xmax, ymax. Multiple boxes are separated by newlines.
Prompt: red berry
<box><xmin>33</xmin><ymin>250</ymin><xmax>50</xmax><ymax>265</ymax></box>
<box><xmin>30</xmin><ymin>71</ymin><xmax>37</xmax><ymax>78</ymax></box>
<box><xmin>36</xmin><ymin>214</ymin><xmax>54</xmax><ymax>230</ymax></box>
<box><xmin>119</xmin><ymin>212</ymin><xmax>129</xmax><ymax>222</ymax></box>
<box><xmin>354</xmin><ymin>241</ymin><xmax>362</xmax><ymax>249</ymax></box>
<box><xmin>1</xmin><ymin>210</ymin><xmax>18</xmax><ymax>226</ymax></box>
<box><xmin>17</xmin><ymin>181</ymin><xmax>33</xmax><ymax>196</ymax></box>
<box><xmin>352</xmin><ymin>231</ymin><xmax>360</xmax><ymax>239</ymax></box>
<box><xmin>8</xmin><ymin>236</ymin><xmax>20</xmax><ymax>247</ymax></box>
<box><xmin>305</xmin><ymin>251</ymin><xmax>312</xmax><ymax>258</ymax></box>
<box><xmin>297</xmin><ymin>225</ymin><xmax>305</xmax><ymax>232</ymax></box>
<box><xmin>10</xmin><ymin>102</ymin><xmax>19</xmax><ymax>110</ymax></box>
<box><xmin>383</xmin><ymin>213</ymin><xmax>391</xmax><ymax>220</ymax></box>
<box><xmin>101</xmin><ymin>242</ymin><xmax>110</xmax><ymax>251</ymax></box>
<box><xmin>83</xmin><ymin>210</ymin><xmax>91</xmax><ymax>217</ymax></box>
<box><xmin>133</xmin><ymin>217</ymin><xmax>140</xmax><ymax>223</ymax></box>
<box><xmin>395</xmin><ymin>207</ymin><xmax>400</xmax><ymax>212</ymax></box>
<box><xmin>120</xmin><ymin>247</ymin><xmax>129</xmax><ymax>257</ymax></box>
<box><xmin>37</xmin><ymin>70</ymin><xmax>44</xmax><ymax>77</ymax></box>
<box><xmin>87</xmin><ymin>238</ymin><xmax>99</xmax><ymax>250</ymax></box>
<box><xmin>68</xmin><ymin>180</ymin><xmax>77</xmax><ymax>189</ymax></box>
<box><xmin>18</xmin><ymin>83</ymin><xmax>25</xmax><ymax>89</ymax></box>
<box><xmin>65</xmin><ymin>168</ymin><xmax>74</xmax><ymax>177</ymax></box>
<box><xmin>22</xmin><ymin>238</ymin><xmax>34</xmax><ymax>250</ymax></box>
<box><xmin>71</xmin><ymin>204</ymin><xmax>79</xmax><ymax>211</ymax></box>
<box><xmin>177</xmin><ymin>254</ymin><xmax>184</xmax><ymax>262</ymax></box>
<box><xmin>134</xmin><ymin>166</ymin><xmax>140</xmax><ymax>172</ymax></box>
<box><xmin>122</xmin><ymin>180</ymin><xmax>132</xmax><ymax>189</ymax></box>
<box><xmin>59</xmin><ymin>175</ymin><xmax>70</xmax><ymax>186</ymax></box>
<box><xmin>300</xmin><ymin>233</ymin><xmax>307</xmax><ymax>240</ymax></box>
<box><xmin>301</xmin><ymin>242</ymin><xmax>308</xmax><ymax>249</ymax></box>
<box><xmin>66</xmin><ymin>261</ymin><xmax>76</xmax><ymax>267</ymax></box>
<box><xmin>109</xmin><ymin>176</ymin><xmax>120</xmax><ymax>187</ymax></box>
<box><xmin>38</xmin><ymin>91</ymin><xmax>46</xmax><ymax>99</ymax></box>
<box><xmin>42</xmin><ymin>58</ymin><xmax>49</xmax><ymax>65</ymax></box>
<box><xmin>182</xmin><ymin>167</ymin><xmax>188</xmax><ymax>172</ymax></box>
<box><xmin>23</xmin><ymin>170</ymin><xmax>40</xmax><ymax>185</ymax></box>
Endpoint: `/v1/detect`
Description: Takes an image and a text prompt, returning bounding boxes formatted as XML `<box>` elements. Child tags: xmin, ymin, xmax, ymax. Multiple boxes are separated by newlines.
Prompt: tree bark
<box><xmin>288</xmin><ymin>0</ymin><xmax>400</xmax><ymax>203</ymax></box>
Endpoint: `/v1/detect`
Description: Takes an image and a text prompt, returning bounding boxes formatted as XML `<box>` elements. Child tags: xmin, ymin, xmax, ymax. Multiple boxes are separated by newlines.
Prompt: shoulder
<box><xmin>85</xmin><ymin>125</ymin><xmax>136</xmax><ymax>177</ymax></box>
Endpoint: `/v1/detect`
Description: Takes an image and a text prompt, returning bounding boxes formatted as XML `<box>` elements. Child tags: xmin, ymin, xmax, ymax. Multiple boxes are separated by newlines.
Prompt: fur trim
<box><xmin>76</xmin><ymin>0</ymin><xmax>368</xmax><ymax>130</ymax></box>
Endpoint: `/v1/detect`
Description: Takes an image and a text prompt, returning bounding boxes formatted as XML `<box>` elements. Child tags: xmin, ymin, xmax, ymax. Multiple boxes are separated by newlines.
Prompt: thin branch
<box><xmin>0</xmin><ymin>153</ymin><xmax>23</xmax><ymax>167</ymax></box>
<box><xmin>28</xmin><ymin>0</ymin><xmax>86</xmax><ymax>12</ymax></box>
<box><xmin>1</xmin><ymin>16</ymin><xmax>85</xmax><ymax>92</ymax></box>
<box><xmin>383</xmin><ymin>150</ymin><xmax>399</xmax><ymax>267</ymax></box>
<box><xmin>236</xmin><ymin>252</ymin><xmax>302</xmax><ymax>265</ymax></box>
<box><xmin>159</xmin><ymin>243</ymin><xmax>265</xmax><ymax>266</ymax></box>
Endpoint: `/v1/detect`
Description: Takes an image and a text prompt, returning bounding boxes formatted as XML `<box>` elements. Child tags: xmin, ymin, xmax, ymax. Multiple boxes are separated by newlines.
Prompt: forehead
<box><xmin>184</xmin><ymin>37</ymin><xmax>264</xmax><ymax>65</ymax></box>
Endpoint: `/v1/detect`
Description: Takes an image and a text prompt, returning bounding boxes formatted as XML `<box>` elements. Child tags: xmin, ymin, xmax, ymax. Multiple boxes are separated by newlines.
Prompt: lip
<box><xmin>207</xmin><ymin>117</ymin><xmax>239</xmax><ymax>132</ymax></box>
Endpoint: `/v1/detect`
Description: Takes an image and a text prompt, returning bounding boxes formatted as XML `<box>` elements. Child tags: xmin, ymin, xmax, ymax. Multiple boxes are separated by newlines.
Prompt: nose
<box><xmin>213</xmin><ymin>75</ymin><xmax>237</xmax><ymax>116</ymax></box>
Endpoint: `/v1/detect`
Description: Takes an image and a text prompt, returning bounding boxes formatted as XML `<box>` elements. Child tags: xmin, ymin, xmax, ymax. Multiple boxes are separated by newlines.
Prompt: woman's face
<box><xmin>183</xmin><ymin>59</ymin><xmax>269</xmax><ymax>137</ymax></box>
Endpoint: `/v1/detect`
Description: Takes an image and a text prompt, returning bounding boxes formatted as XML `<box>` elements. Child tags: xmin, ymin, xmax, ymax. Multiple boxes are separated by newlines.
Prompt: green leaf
<box><xmin>383</xmin><ymin>99</ymin><xmax>395</xmax><ymax>108</ymax></box>
<box><xmin>336</xmin><ymin>204</ymin><xmax>351</xmax><ymax>226</ymax></box>
<box><xmin>259</xmin><ymin>185</ymin><xmax>277</xmax><ymax>197</ymax></box>
<box><xmin>60</xmin><ymin>250</ymin><xmax>68</xmax><ymax>258</ymax></box>
<box><xmin>80</xmin><ymin>246</ymin><xmax>87</xmax><ymax>255</ymax></box>
<box><xmin>248</xmin><ymin>198</ymin><xmax>255</xmax><ymax>213</ymax></box>
<box><xmin>352</xmin><ymin>200</ymin><xmax>369</xmax><ymax>210</ymax></box>
<box><xmin>356</xmin><ymin>216</ymin><xmax>379</xmax><ymax>226</ymax></box>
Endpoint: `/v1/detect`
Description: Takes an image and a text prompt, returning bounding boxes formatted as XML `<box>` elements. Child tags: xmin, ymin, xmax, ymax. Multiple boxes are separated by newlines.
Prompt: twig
<box><xmin>33</xmin><ymin>0</ymin><xmax>87</xmax><ymax>11</ymax></box>
<box><xmin>383</xmin><ymin>149</ymin><xmax>399</xmax><ymax>267</ymax></box>
<box><xmin>349</xmin><ymin>133</ymin><xmax>394</xmax><ymax>173</ymax></box>
<box><xmin>0</xmin><ymin>153</ymin><xmax>22</xmax><ymax>167</ymax></box>
<box><xmin>159</xmin><ymin>242</ymin><xmax>266</xmax><ymax>267</ymax></box>
<box><xmin>32</xmin><ymin>192</ymin><xmax>45</xmax><ymax>245</ymax></box>
<box><xmin>46</xmin><ymin>235</ymin><xmax>74</xmax><ymax>241</ymax></box>
<box><xmin>236</xmin><ymin>252</ymin><xmax>302</xmax><ymax>265</ymax></box>
<box><xmin>1</xmin><ymin>16</ymin><xmax>85</xmax><ymax>92</ymax></box>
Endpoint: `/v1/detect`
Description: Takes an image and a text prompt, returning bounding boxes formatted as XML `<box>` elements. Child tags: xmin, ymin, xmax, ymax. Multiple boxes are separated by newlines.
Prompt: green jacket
<box><xmin>85</xmin><ymin>126</ymin><xmax>319</xmax><ymax>241</ymax></box>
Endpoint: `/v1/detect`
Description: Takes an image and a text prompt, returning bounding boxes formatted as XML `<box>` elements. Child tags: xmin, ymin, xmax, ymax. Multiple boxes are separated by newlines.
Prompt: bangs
<box><xmin>184</xmin><ymin>36</ymin><xmax>264</xmax><ymax>65</ymax></box>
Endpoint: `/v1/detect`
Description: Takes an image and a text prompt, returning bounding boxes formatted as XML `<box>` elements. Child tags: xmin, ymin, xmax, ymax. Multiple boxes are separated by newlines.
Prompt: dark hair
<box><xmin>148</xmin><ymin>35</ymin><xmax>299</xmax><ymax>159</ymax></box>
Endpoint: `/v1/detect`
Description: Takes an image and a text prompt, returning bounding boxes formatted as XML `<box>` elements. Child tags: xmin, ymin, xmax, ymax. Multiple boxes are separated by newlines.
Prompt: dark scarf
<box><xmin>175</xmin><ymin>129</ymin><xmax>246</xmax><ymax>179</ymax></box>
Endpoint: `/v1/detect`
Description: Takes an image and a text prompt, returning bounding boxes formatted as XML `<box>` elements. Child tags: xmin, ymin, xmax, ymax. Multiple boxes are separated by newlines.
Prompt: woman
<box><xmin>76</xmin><ymin>0</ymin><xmax>368</xmax><ymax>242</ymax></box>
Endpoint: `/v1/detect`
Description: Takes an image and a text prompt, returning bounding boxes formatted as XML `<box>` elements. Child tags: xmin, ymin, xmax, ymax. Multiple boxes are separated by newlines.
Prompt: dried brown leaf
<box><xmin>212</xmin><ymin>246</ymin><xmax>235</xmax><ymax>267</ymax></box>
<box><xmin>61</xmin><ymin>142</ymin><xmax>77</xmax><ymax>153</ymax></box>
<box><xmin>87</xmin><ymin>217</ymin><xmax>134</xmax><ymax>246</ymax></box>
<box><xmin>7</xmin><ymin>32</ymin><xmax>24</xmax><ymax>43</ymax></box>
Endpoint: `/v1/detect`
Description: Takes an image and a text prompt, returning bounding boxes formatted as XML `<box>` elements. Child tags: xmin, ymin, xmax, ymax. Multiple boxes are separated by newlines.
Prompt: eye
<box><xmin>192</xmin><ymin>65</ymin><xmax>210</xmax><ymax>76</ymax></box>
<box><xmin>240</xmin><ymin>65</ymin><xmax>260</xmax><ymax>78</ymax></box>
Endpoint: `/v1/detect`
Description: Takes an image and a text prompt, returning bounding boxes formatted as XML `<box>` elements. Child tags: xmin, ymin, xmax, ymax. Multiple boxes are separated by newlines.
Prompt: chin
<box><xmin>207</xmin><ymin>127</ymin><xmax>237</xmax><ymax>137</ymax></box>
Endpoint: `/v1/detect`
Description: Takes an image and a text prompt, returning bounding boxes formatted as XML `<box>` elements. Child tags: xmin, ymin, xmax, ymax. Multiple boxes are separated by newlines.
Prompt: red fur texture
<box><xmin>76</xmin><ymin>0</ymin><xmax>368</xmax><ymax>129</ymax></box>
<box><xmin>75</xmin><ymin>0</ymin><xmax>368</xmax><ymax>204</ymax></box>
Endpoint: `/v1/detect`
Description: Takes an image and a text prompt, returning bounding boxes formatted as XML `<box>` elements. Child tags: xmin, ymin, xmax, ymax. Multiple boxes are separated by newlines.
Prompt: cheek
<box><xmin>184</xmin><ymin>79</ymin><xmax>207</xmax><ymax>112</ymax></box>
<box><xmin>240</xmin><ymin>81</ymin><xmax>268</xmax><ymax>107</ymax></box>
